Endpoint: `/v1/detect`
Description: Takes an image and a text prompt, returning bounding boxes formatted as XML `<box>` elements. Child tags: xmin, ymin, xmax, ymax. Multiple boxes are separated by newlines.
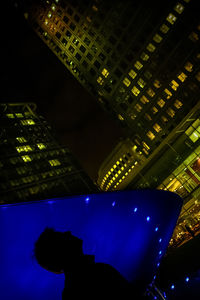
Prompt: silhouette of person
<box><xmin>34</xmin><ymin>228</ymin><xmax>131</xmax><ymax>297</ymax></box>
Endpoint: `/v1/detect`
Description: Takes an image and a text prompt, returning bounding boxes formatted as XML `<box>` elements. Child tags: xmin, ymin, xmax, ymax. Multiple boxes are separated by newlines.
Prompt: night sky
<box><xmin>1</xmin><ymin>1</ymin><xmax>126</xmax><ymax>181</ymax></box>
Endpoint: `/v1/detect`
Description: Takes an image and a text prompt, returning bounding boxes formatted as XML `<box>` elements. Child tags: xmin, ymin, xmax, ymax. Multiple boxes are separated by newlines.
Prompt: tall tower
<box><xmin>0</xmin><ymin>103</ymin><xmax>97</xmax><ymax>204</ymax></box>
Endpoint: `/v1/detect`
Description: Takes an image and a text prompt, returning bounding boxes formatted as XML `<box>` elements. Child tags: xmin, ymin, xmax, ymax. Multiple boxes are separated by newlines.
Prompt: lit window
<box><xmin>188</xmin><ymin>32</ymin><xmax>199</xmax><ymax>42</ymax></box>
<box><xmin>153</xmin><ymin>34</ymin><xmax>163</xmax><ymax>43</ymax></box>
<box><xmin>170</xmin><ymin>80</ymin><xmax>179</xmax><ymax>91</ymax></box>
<box><xmin>118</xmin><ymin>114</ymin><xmax>124</xmax><ymax>121</ymax></box>
<box><xmin>177</xmin><ymin>72</ymin><xmax>187</xmax><ymax>82</ymax></box>
<box><xmin>49</xmin><ymin>159</ymin><xmax>61</xmax><ymax>166</ymax></box>
<box><xmin>142</xmin><ymin>141</ymin><xmax>150</xmax><ymax>150</ymax></box>
<box><xmin>140</xmin><ymin>52</ymin><xmax>149</xmax><ymax>61</ymax></box>
<box><xmin>153</xmin><ymin>123</ymin><xmax>162</xmax><ymax>132</ymax></box>
<box><xmin>16</xmin><ymin>137</ymin><xmax>27</xmax><ymax>143</ymax></box>
<box><xmin>92</xmin><ymin>5</ymin><xmax>98</xmax><ymax>11</ymax></box>
<box><xmin>195</xmin><ymin>72</ymin><xmax>200</xmax><ymax>82</ymax></box>
<box><xmin>123</xmin><ymin>77</ymin><xmax>131</xmax><ymax>87</ymax></box>
<box><xmin>167</xmin><ymin>107</ymin><xmax>175</xmax><ymax>117</ymax></box>
<box><xmin>146</xmin><ymin>43</ymin><xmax>156</xmax><ymax>52</ymax></box>
<box><xmin>147</xmin><ymin>131</ymin><xmax>155</xmax><ymax>140</ymax></box>
<box><xmin>153</xmin><ymin>80</ymin><xmax>161</xmax><ymax>89</ymax></box>
<box><xmin>131</xmin><ymin>86</ymin><xmax>140</xmax><ymax>96</ymax></box>
<box><xmin>22</xmin><ymin>155</ymin><xmax>32</xmax><ymax>162</ymax></box>
<box><xmin>6</xmin><ymin>114</ymin><xmax>15</xmax><ymax>118</ymax></box>
<box><xmin>157</xmin><ymin>98</ymin><xmax>165</xmax><ymax>108</ymax></box>
<box><xmin>152</xmin><ymin>106</ymin><xmax>158</xmax><ymax>114</ymax></box>
<box><xmin>147</xmin><ymin>88</ymin><xmax>155</xmax><ymax>97</ymax></box>
<box><xmin>140</xmin><ymin>95</ymin><xmax>149</xmax><ymax>104</ymax></box>
<box><xmin>51</xmin><ymin>4</ymin><xmax>56</xmax><ymax>11</ymax></box>
<box><xmin>15</xmin><ymin>113</ymin><xmax>23</xmax><ymax>118</ymax></box>
<box><xmin>134</xmin><ymin>61</ymin><xmax>143</xmax><ymax>70</ymax></box>
<box><xmin>37</xmin><ymin>143</ymin><xmax>46</xmax><ymax>150</ymax></box>
<box><xmin>189</xmin><ymin>131</ymin><xmax>200</xmax><ymax>143</ymax></box>
<box><xmin>97</xmin><ymin>76</ymin><xmax>104</xmax><ymax>85</ymax></box>
<box><xmin>174</xmin><ymin>99</ymin><xmax>183</xmax><ymax>109</ymax></box>
<box><xmin>135</xmin><ymin>104</ymin><xmax>142</xmax><ymax>112</ymax></box>
<box><xmin>102</xmin><ymin>68</ymin><xmax>109</xmax><ymax>77</ymax></box>
<box><xmin>47</xmin><ymin>11</ymin><xmax>52</xmax><ymax>18</ymax></box>
<box><xmin>137</xmin><ymin>78</ymin><xmax>146</xmax><ymax>88</ymax></box>
<box><xmin>128</xmin><ymin>69</ymin><xmax>137</xmax><ymax>79</ymax></box>
<box><xmin>161</xmin><ymin>115</ymin><xmax>168</xmax><ymax>123</ymax></box>
<box><xmin>160</xmin><ymin>24</ymin><xmax>169</xmax><ymax>34</ymax></box>
<box><xmin>145</xmin><ymin>113</ymin><xmax>152</xmax><ymax>121</ymax></box>
<box><xmin>164</xmin><ymin>88</ymin><xmax>172</xmax><ymax>99</ymax></box>
<box><xmin>174</xmin><ymin>3</ymin><xmax>184</xmax><ymax>14</ymax></box>
<box><xmin>184</xmin><ymin>62</ymin><xmax>193</xmax><ymax>72</ymax></box>
<box><xmin>20</xmin><ymin>119</ymin><xmax>35</xmax><ymax>125</ymax></box>
<box><xmin>166</xmin><ymin>13</ymin><xmax>177</xmax><ymax>25</ymax></box>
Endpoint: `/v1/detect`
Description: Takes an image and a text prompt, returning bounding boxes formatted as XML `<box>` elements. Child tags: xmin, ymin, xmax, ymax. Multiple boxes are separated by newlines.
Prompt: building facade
<box><xmin>0</xmin><ymin>103</ymin><xmax>97</xmax><ymax>204</ymax></box>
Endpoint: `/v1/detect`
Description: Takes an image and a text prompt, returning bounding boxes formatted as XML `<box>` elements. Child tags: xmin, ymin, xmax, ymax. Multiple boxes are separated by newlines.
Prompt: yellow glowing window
<box><xmin>137</xmin><ymin>78</ymin><xmax>146</xmax><ymax>88</ymax></box>
<box><xmin>161</xmin><ymin>115</ymin><xmax>168</xmax><ymax>123</ymax></box>
<box><xmin>147</xmin><ymin>88</ymin><xmax>155</xmax><ymax>97</ymax></box>
<box><xmin>135</xmin><ymin>104</ymin><xmax>142</xmax><ymax>112</ymax></box>
<box><xmin>22</xmin><ymin>155</ymin><xmax>32</xmax><ymax>162</ymax></box>
<box><xmin>153</xmin><ymin>34</ymin><xmax>163</xmax><ymax>43</ymax></box>
<box><xmin>20</xmin><ymin>119</ymin><xmax>35</xmax><ymax>125</ymax></box>
<box><xmin>164</xmin><ymin>88</ymin><xmax>172</xmax><ymax>99</ymax></box>
<box><xmin>174</xmin><ymin>3</ymin><xmax>184</xmax><ymax>14</ymax></box>
<box><xmin>184</xmin><ymin>62</ymin><xmax>193</xmax><ymax>72</ymax></box>
<box><xmin>16</xmin><ymin>145</ymin><xmax>33</xmax><ymax>153</ymax></box>
<box><xmin>152</xmin><ymin>106</ymin><xmax>158</xmax><ymax>114</ymax></box>
<box><xmin>195</xmin><ymin>72</ymin><xmax>200</xmax><ymax>82</ymax></box>
<box><xmin>16</xmin><ymin>137</ymin><xmax>27</xmax><ymax>143</ymax></box>
<box><xmin>102</xmin><ymin>68</ymin><xmax>109</xmax><ymax>77</ymax></box>
<box><xmin>153</xmin><ymin>123</ymin><xmax>162</xmax><ymax>133</ymax></box>
<box><xmin>116</xmin><ymin>161</ymin><xmax>120</xmax><ymax>165</ymax></box>
<box><xmin>153</xmin><ymin>80</ymin><xmax>161</xmax><ymax>89</ymax></box>
<box><xmin>92</xmin><ymin>5</ymin><xmax>98</xmax><ymax>11</ymax></box>
<box><xmin>49</xmin><ymin>159</ymin><xmax>61</xmax><ymax>167</ymax></box>
<box><xmin>128</xmin><ymin>69</ymin><xmax>137</xmax><ymax>79</ymax></box>
<box><xmin>113</xmin><ymin>164</ymin><xmax>117</xmax><ymax>169</ymax></box>
<box><xmin>174</xmin><ymin>99</ymin><xmax>183</xmax><ymax>109</ymax></box>
<box><xmin>188</xmin><ymin>32</ymin><xmax>199</xmax><ymax>42</ymax></box>
<box><xmin>47</xmin><ymin>11</ymin><xmax>52</xmax><ymax>18</ymax></box>
<box><xmin>15</xmin><ymin>113</ymin><xmax>23</xmax><ymax>118</ymax></box>
<box><xmin>134</xmin><ymin>61</ymin><xmax>143</xmax><ymax>70</ymax></box>
<box><xmin>131</xmin><ymin>86</ymin><xmax>140</xmax><ymax>96</ymax></box>
<box><xmin>157</xmin><ymin>99</ymin><xmax>165</xmax><ymax>108</ymax></box>
<box><xmin>142</xmin><ymin>142</ymin><xmax>150</xmax><ymax>150</ymax></box>
<box><xmin>189</xmin><ymin>131</ymin><xmax>200</xmax><ymax>143</ymax></box>
<box><xmin>146</xmin><ymin>131</ymin><xmax>155</xmax><ymax>140</ymax></box>
<box><xmin>140</xmin><ymin>95</ymin><xmax>149</xmax><ymax>104</ymax></box>
<box><xmin>177</xmin><ymin>72</ymin><xmax>187</xmax><ymax>82</ymax></box>
<box><xmin>166</xmin><ymin>13</ymin><xmax>177</xmax><ymax>25</ymax></box>
<box><xmin>123</xmin><ymin>77</ymin><xmax>131</xmax><ymax>87</ymax></box>
<box><xmin>37</xmin><ymin>143</ymin><xmax>46</xmax><ymax>150</ymax></box>
<box><xmin>118</xmin><ymin>170</ymin><xmax>121</xmax><ymax>174</ymax></box>
<box><xmin>167</xmin><ymin>108</ymin><xmax>175</xmax><ymax>118</ymax></box>
<box><xmin>118</xmin><ymin>114</ymin><xmax>124</xmax><ymax>121</ymax></box>
<box><xmin>97</xmin><ymin>76</ymin><xmax>104</xmax><ymax>85</ymax></box>
<box><xmin>170</xmin><ymin>80</ymin><xmax>179</xmax><ymax>91</ymax></box>
<box><xmin>160</xmin><ymin>24</ymin><xmax>169</xmax><ymax>34</ymax></box>
<box><xmin>146</xmin><ymin>43</ymin><xmax>156</xmax><ymax>52</ymax></box>
<box><xmin>140</xmin><ymin>52</ymin><xmax>149</xmax><ymax>61</ymax></box>
<box><xmin>6</xmin><ymin>114</ymin><xmax>15</xmax><ymax>118</ymax></box>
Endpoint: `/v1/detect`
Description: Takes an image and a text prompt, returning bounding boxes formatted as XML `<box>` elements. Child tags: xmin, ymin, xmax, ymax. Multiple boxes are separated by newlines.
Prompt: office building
<box><xmin>0</xmin><ymin>103</ymin><xmax>97</xmax><ymax>204</ymax></box>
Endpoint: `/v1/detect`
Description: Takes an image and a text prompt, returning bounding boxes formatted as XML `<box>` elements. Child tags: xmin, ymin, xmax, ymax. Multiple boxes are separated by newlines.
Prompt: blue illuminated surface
<box><xmin>0</xmin><ymin>190</ymin><xmax>182</xmax><ymax>299</ymax></box>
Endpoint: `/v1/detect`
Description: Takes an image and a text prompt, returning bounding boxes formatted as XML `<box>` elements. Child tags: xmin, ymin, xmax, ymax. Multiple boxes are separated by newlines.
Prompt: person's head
<box><xmin>34</xmin><ymin>228</ymin><xmax>83</xmax><ymax>273</ymax></box>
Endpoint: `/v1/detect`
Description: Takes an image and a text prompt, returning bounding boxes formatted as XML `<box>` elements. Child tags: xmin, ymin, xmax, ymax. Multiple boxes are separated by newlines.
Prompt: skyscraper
<box><xmin>23</xmin><ymin>0</ymin><xmax>200</xmax><ymax>247</ymax></box>
<box><xmin>0</xmin><ymin>103</ymin><xmax>97</xmax><ymax>204</ymax></box>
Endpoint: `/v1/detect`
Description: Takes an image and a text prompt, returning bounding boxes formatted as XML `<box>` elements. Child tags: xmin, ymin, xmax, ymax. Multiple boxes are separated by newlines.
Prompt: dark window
<box><xmin>109</xmin><ymin>35</ymin><xmax>117</xmax><ymax>45</ymax></box>
<box><xmin>72</xmin><ymin>38</ymin><xmax>79</xmax><ymax>46</ymax></box>
<box><xmin>120</xmin><ymin>102</ymin><xmax>128</xmax><ymax>111</ymax></box>
<box><xmin>63</xmin><ymin>16</ymin><xmax>69</xmax><ymax>24</ymax></box>
<box><xmin>86</xmin><ymin>52</ymin><xmax>93</xmax><ymax>61</ymax></box>
<box><xmin>93</xmin><ymin>21</ymin><xmax>100</xmax><ymax>29</ymax></box>
<box><xmin>74</xmin><ymin>14</ymin><xmax>80</xmax><ymax>22</ymax></box>
<box><xmin>66</xmin><ymin>30</ymin><xmax>72</xmax><ymax>38</ymax></box>
<box><xmin>88</xmin><ymin>30</ymin><xmax>95</xmax><ymax>37</ymax></box>
<box><xmin>84</xmin><ymin>37</ymin><xmax>91</xmax><ymax>46</ymax></box>
<box><xmin>55</xmin><ymin>46</ymin><xmax>61</xmax><ymax>53</ymax></box>
<box><xmin>114</xmin><ymin>68</ymin><xmax>122</xmax><ymax>78</ymax></box>
<box><xmin>128</xmin><ymin>97</ymin><xmax>134</xmax><ymax>104</ymax></box>
<box><xmin>57</xmin><ymin>9</ymin><xmax>62</xmax><ymax>17</ymax></box>
<box><xmin>120</xmin><ymin>61</ymin><xmax>128</xmax><ymax>71</ymax></box>
<box><xmin>103</xmin><ymin>45</ymin><xmax>112</xmax><ymax>54</ymax></box>
<box><xmin>80</xmin><ymin>45</ymin><xmax>86</xmax><ymax>53</ymax></box>
<box><xmin>95</xmin><ymin>36</ymin><xmax>102</xmax><ymax>45</ymax></box>
<box><xmin>67</xmin><ymin>7</ymin><xmax>73</xmax><ymax>16</ymax></box>
<box><xmin>69</xmin><ymin>45</ymin><xmax>75</xmax><ymax>53</ymax></box>
<box><xmin>70</xmin><ymin>22</ymin><xmax>76</xmax><ymax>31</ymax></box>
<box><xmin>104</xmin><ymin>85</ymin><xmax>112</xmax><ymax>93</ymax></box>
<box><xmin>55</xmin><ymin>32</ymin><xmax>61</xmax><ymax>39</ymax></box>
<box><xmin>61</xmin><ymin>38</ymin><xmax>67</xmax><ymax>46</ymax></box>
<box><xmin>94</xmin><ymin>60</ymin><xmax>101</xmax><ymax>69</ymax></box>
<box><xmin>91</xmin><ymin>44</ymin><xmax>97</xmax><ymax>54</ymax></box>
<box><xmin>98</xmin><ymin>52</ymin><xmax>106</xmax><ymax>61</ymax></box>
<box><xmin>75</xmin><ymin>53</ymin><xmax>81</xmax><ymax>61</ymax></box>
<box><xmin>90</xmin><ymin>68</ymin><xmax>96</xmax><ymax>76</ymax></box>
<box><xmin>82</xmin><ymin>60</ymin><xmax>88</xmax><ymax>68</ymax></box>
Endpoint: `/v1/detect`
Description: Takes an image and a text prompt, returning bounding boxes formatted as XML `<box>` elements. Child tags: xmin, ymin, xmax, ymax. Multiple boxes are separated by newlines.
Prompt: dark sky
<box><xmin>1</xmin><ymin>2</ymin><xmax>126</xmax><ymax>181</ymax></box>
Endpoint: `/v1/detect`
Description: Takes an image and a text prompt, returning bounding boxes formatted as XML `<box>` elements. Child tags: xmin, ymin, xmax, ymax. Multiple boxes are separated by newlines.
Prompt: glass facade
<box><xmin>0</xmin><ymin>103</ymin><xmax>97</xmax><ymax>204</ymax></box>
